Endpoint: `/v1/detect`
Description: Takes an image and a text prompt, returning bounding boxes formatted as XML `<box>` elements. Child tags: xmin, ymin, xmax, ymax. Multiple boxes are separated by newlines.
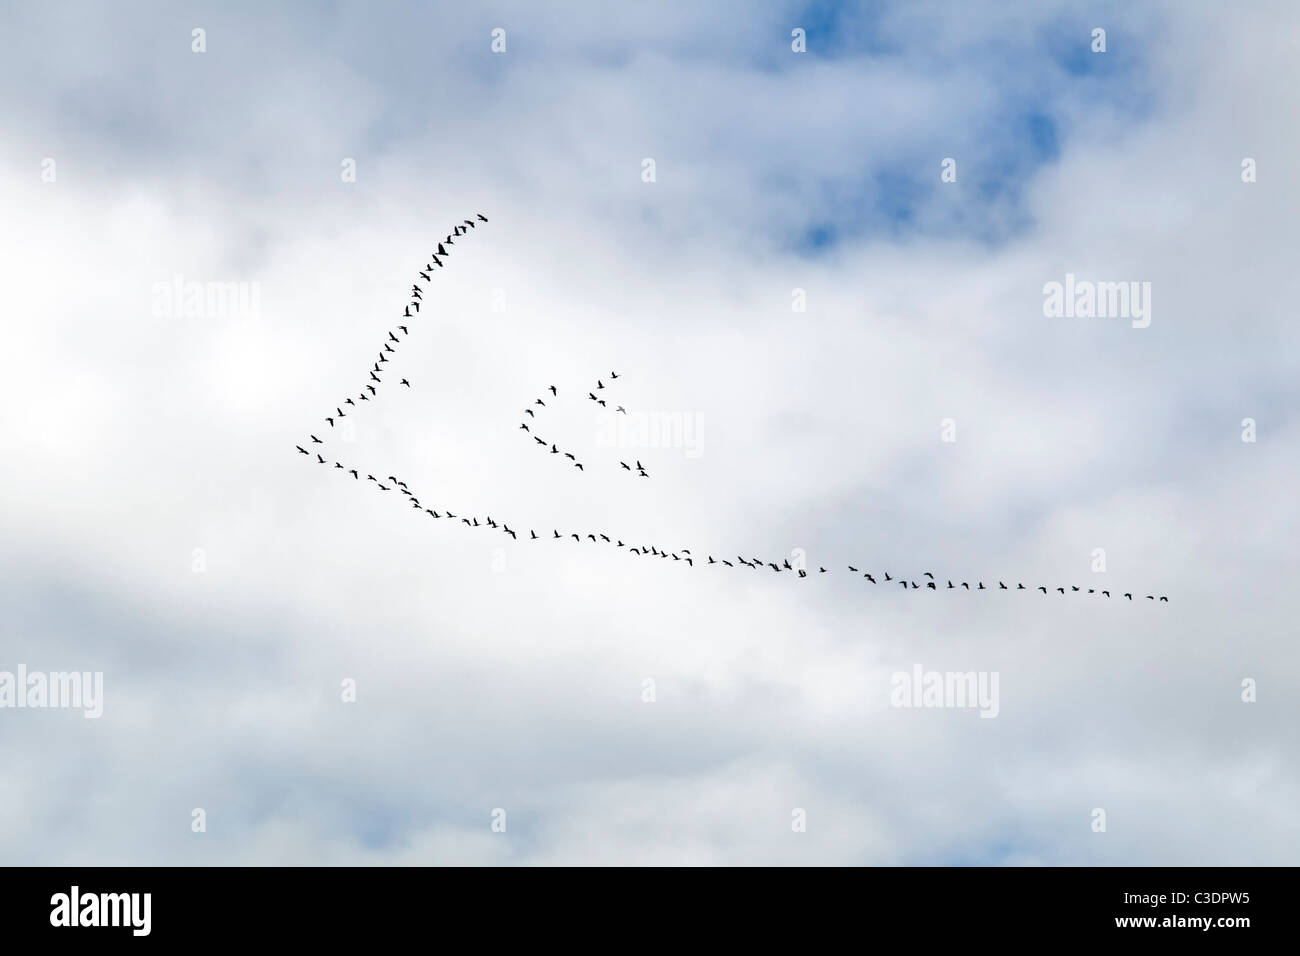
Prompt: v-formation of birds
<box><xmin>295</xmin><ymin>213</ymin><xmax>1168</xmax><ymax>604</ymax></box>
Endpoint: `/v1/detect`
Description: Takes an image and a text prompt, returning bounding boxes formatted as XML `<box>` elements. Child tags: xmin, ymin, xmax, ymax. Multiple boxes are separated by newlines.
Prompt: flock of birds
<box><xmin>294</xmin><ymin>213</ymin><xmax>1168</xmax><ymax>605</ymax></box>
<box><xmin>518</xmin><ymin>376</ymin><xmax>648</xmax><ymax>477</ymax></box>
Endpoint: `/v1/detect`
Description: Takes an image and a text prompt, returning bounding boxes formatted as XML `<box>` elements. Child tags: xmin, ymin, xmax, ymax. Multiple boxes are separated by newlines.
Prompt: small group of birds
<box><xmin>518</xmin><ymin>384</ymin><xmax>589</xmax><ymax>469</ymax></box>
<box><xmin>296</xmin><ymin>217</ymin><xmax>1168</xmax><ymax>607</ymax></box>
<box><xmin>518</xmin><ymin>372</ymin><xmax>646</xmax><ymax>476</ymax></box>
<box><xmin>829</xmin><ymin>568</ymin><xmax>1168</xmax><ymax>600</ymax></box>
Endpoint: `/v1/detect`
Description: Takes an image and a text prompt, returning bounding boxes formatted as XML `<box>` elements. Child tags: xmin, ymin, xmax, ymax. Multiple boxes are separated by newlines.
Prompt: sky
<box><xmin>1</xmin><ymin>0</ymin><xmax>1297</xmax><ymax>865</ymax></box>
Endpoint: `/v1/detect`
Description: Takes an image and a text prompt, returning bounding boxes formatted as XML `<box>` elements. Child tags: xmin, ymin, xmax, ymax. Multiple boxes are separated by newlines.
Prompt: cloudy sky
<box><xmin>1</xmin><ymin>0</ymin><xmax>1296</xmax><ymax>865</ymax></box>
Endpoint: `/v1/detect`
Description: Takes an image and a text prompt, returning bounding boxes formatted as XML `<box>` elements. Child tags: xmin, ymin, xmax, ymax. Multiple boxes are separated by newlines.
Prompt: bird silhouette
<box><xmin>296</xmin><ymin>446</ymin><xmax>308</xmax><ymax>455</ymax></box>
<box><xmin>400</xmin><ymin>379</ymin><xmax>410</xmax><ymax>387</ymax></box>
